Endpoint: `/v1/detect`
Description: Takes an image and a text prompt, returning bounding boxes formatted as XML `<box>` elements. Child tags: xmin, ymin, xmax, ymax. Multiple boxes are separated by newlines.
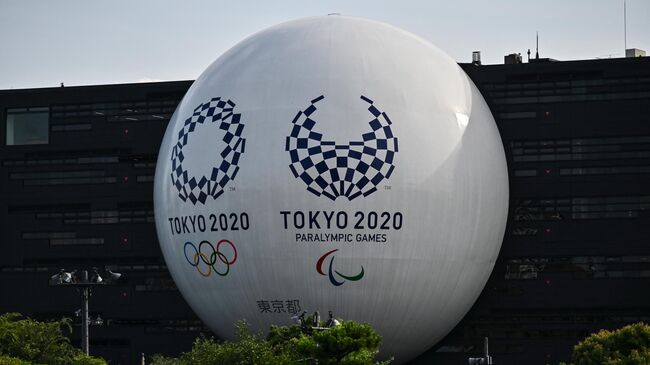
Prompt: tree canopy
<box><xmin>0</xmin><ymin>313</ymin><xmax>106</xmax><ymax>365</ymax></box>
<box><xmin>152</xmin><ymin>317</ymin><xmax>391</xmax><ymax>365</ymax></box>
<box><xmin>562</xmin><ymin>322</ymin><xmax>650</xmax><ymax>365</ymax></box>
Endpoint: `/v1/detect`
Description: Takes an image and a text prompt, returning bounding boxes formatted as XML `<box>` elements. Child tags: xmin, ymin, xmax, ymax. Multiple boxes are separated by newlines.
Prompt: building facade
<box><xmin>0</xmin><ymin>81</ymin><xmax>198</xmax><ymax>363</ymax></box>
<box><xmin>1</xmin><ymin>56</ymin><xmax>649</xmax><ymax>364</ymax></box>
<box><xmin>420</xmin><ymin>56</ymin><xmax>650</xmax><ymax>364</ymax></box>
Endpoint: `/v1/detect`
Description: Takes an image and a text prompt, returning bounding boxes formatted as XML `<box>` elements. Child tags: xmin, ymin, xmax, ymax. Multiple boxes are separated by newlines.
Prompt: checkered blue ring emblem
<box><xmin>170</xmin><ymin>97</ymin><xmax>245</xmax><ymax>205</ymax></box>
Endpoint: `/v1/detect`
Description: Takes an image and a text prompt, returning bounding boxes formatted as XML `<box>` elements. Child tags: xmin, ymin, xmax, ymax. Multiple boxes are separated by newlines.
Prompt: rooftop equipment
<box><xmin>626</xmin><ymin>48</ymin><xmax>646</xmax><ymax>58</ymax></box>
<box><xmin>504</xmin><ymin>53</ymin><xmax>522</xmax><ymax>64</ymax></box>
<box><xmin>472</xmin><ymin>51</ymin><xmax>482</xmax><ymax>65</ymax></box>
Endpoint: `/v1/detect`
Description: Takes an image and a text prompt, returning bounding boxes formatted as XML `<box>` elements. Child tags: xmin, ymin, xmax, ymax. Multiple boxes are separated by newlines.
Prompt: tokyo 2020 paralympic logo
<box><xmin>286</xmin><ymin>95</ymin><xmax>398</xmax><ymax>201</ymax></box>
<box><xmin>184</xmin><ymin>239</ymin><xmax>238</xmax><ymax>277</ymax></box>
<box><xmin>170</xmin><ymin>97</ymin><xmax>246</xmax><ymax>205</ymax></box>
<box><xmin>316</xmin><ymin>249</ymin><xmax>365</xmax><ymax>286</ymax></box>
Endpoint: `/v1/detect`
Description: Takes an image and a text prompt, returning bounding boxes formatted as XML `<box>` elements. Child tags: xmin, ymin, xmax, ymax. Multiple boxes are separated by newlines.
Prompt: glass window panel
<box><xmin>51</xmin><ymin>123</ymin><xmax>91</xmax><ymax>132</ymax></box>
<box><xmin>514</xmin><ymin>169</ymin><xmax>537</xmax><ymax>177</ymax></box>
<box><xmin>50</xmin><ymin>237</ymin><xmax>104</xmax><ymax>246</ymax></box>
<box><xmin>6</xmin><ymin>108</ymin><xmax>49</xmax><ymax>145</ymax></box>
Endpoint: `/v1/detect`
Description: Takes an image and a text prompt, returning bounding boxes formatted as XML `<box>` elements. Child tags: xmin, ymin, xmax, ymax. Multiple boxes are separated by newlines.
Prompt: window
<box><xmin>6</xmin><ymin>107</ymin><xmax>49</xmax><ymax>145</ymax></box>
<box><xmin>514</xmin><ymin>195</ymin><xmax>650</xmax><ymax>221</ymax></box>
<box><xmin>498</xmin><ymin>111</ymin><xmax>536</xmax><ymax>120</ymax></box>
<box><xmin>51</xmin><ymin>123</ymin><xmax>91</xmax><ymax>132</ymax></box>
<box><xmin>504</xmin><ymin>256</ymin><xmax>650</xmax><ymax>280</ymax></box>
<box><xmin>136</xmin><ymin>175</ymin><xmax>154</xmax><ymax>182</ymax></box>
<box><xmin>9</xmin><ymin>202</ymin><xmax>154</xmax><ymax>225</ymax></box>
<box><xmin>135</xmin><ymin>277</ymin><xmax>177</xmax><ymax>291</ymax></box>
<box><xmin>485</xmin><ymin>76</ymin><xmax>650</xmax><ymax>105</ymax></box>
<box><xmin>514</xmin><ymin>169</ymin><xmax>538</xmax><ymax>177</ymax></box>
<box><xmin>510</xmin><ymin>135</ymin><xmax>650</xmax><ymax>163</ymax></box>
<box><xmin>3</xmin><ymin>150</ymin><xmax>120</xmax><ymax>167</ymax></box>
<box><xmin>50</xmin><ymin>99</ymin><xmax>180</xmax><ymax>124</ymax></box>
<box><xmin>22</xmin><ymin>232</ymin><xmax>76</xmax><ymax>240</ymax></box>
<box><xmin>511</xmin><ymin>227</ymin><xmax>539</xmax><ymax>236</ymax></box>
<box><xmin>9</xmin><ymin>170</ymin><xmax>116</xmax><ymax>186</ymax></box>
<box><xmin>50</xmin><ymin>237</ymin><xmax>104</xmax><ymax>246</ymax></box>
<box><xmin>560</xmin><ymin>165</ymin><xmax>650</xmax><ymax>176</ymax></box>
<box><xmin>20</xmin><ymin>231</ymin><xmax>103</xmax><ymax>246</ymax></box>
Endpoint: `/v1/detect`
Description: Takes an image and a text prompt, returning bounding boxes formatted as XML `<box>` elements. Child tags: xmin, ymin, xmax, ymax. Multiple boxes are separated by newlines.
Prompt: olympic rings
<box><xmin>183</xmin><ymin>239</ymin><xmax>238</xmax><ymax>277</ymax></box>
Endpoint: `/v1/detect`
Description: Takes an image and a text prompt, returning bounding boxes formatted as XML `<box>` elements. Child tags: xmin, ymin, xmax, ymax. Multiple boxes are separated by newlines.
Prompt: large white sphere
<box><xmin>154</xmin><ymin>15</ymin><xmax>508</xmax><ymax>362</ymax></box>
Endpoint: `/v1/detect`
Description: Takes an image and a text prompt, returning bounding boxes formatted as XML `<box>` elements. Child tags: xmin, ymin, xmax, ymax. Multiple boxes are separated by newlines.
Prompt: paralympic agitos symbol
<box><xmin>286</xmin><ymin>95</ymin><xmax>398</xmax><ymax>201</ymax></box>
<box><xmin>184</xmin><ymin>239</ymin><xmax>238</xmax><ymax>277</ymax></box>
<box><xmin>316</xmin><ymin>249</ymin><xmax>365</xmax><ymax>286</ymax></box>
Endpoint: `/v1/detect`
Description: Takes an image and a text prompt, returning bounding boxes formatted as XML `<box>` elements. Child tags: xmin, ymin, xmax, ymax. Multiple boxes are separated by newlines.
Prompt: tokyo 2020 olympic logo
<box><xmin>286</xmin><ymin>95</ymin><xmax>398</xmax><ymax>201</ymax></box>
<box><xmin>316</xmin><ymin>249</ymin><xmax>365</xmax><ymax>286</ymax></box>
<box><xmin>170</xmin><ymin>97</ymin><xmax>246</xmax><ymax>205</ymax></box>
<box><xmin>183</xmin><ymin>239</ymin><xmax>238</xmax><ymax>277</ymax></box>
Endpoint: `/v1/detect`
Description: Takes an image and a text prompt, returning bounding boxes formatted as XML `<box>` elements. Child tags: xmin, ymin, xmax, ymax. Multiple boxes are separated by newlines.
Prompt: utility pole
<box><xmin>623</xmin><ymin>0</ymin><xmax>627</xmax><ymax>55</ymax></box>
<box><xmin>81</xmin><ymin>271</ymin><xmax>90</xmax><ymax>355</ymax></box>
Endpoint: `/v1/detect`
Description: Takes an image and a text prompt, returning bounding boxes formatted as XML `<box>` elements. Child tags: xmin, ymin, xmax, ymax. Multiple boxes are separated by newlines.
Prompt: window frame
<box><xmin>5</xmin><ymin>106</ymin><xmax>50</xmax><ymax>146</ymax></box>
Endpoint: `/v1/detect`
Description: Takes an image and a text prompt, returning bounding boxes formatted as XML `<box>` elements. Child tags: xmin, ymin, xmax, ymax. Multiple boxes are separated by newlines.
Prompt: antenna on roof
<box><xmin>536</xmin><ymin>31</ymin><xmax>539</xmax><ymax>60</ymax></box>
<box><xmin>623</xmin><ymin>0</ymin><xmax>627</xmax><ymax>50</ymax></box>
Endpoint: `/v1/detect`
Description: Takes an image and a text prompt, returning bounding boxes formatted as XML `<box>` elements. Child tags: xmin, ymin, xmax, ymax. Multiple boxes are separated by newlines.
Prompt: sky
<box><xmin>0</xmin><ymin>0</ymin><xmax>649</xmax><ymax>90</ymax></box>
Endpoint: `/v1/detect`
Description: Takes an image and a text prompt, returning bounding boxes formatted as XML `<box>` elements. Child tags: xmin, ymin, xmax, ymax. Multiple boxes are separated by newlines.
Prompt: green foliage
<box><xmin>71</xmin><ymin>353</ymin><xmax>109</xmax><ymax>365</ymax></box>
<box><xmin>0</xmin><ymin>355</ymin><xmax>31</xmax><ymax>365</ymax></box>
<box><xmin>151</xmin><ymin>321</ymin><xmax>293</xmax><ymax>365</ymax></box>
<box><xmin>152</xmin><ymin>318</ymin><xmax>391</xmax><ymax>365</ymax></box>
<box><xmin>564</xmin><ymin>322</ymin><xmax>650</xmax><ymax>365</ymax></box>
<box><xmin>149</xmin><ymin>355</ymin><xmax>180</xmax><ymax>365</ymax></box>
<box><xmin>298</xmin><ymin>320</ymin><xmax>385</xmax><ymax>364</ymax></box>
<box><xmin>0</xmin><ymin>313</ymin><xmax>107</xmax><ymax>365</ymax></box>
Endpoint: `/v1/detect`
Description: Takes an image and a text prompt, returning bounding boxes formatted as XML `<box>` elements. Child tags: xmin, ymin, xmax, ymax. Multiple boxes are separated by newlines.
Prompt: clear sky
<box><xmin>1</xmin><ymin>0</ymin><xmax>648</xmax><ymax>90</ymax></box>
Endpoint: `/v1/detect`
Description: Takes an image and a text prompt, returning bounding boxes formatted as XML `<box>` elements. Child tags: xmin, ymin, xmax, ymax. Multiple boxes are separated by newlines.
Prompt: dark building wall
<box><xmin>0</xmin><ymin>81</ymin><xmax>200</xmax><ymax>364</ymax></box>
<box><xmin>415</xmin><ymin>57</ymin><xmax>650</xmax><ymax>364</ymax></box>
<box><xmin>1</xmin><ymin>57</ymin><xmax>649</xmax><ymax>365</ymax></box>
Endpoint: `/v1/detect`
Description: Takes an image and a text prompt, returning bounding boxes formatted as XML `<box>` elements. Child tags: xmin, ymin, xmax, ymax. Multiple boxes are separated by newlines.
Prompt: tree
<box><xmin>152</xmin><ymin>318</ymin><xmax>391</xmax><ymax>365</ymax></box>
<box><xmin>151</xmin><ymin>321</ymin><xmax>293</xmax><ymax>365</ymax></box>
<box><xmin>0</xmin><ymin>355</ymin><xmax>31</xmax><ymax>365</ymax></box>
<box><xmin>562</xmin><ymin>322</ymin><xmax>650</xmax><ymax>365</ymax></box>
<box><xmin>268</xmin><ymin>319</ymin><xmax>388</xmax><ymax>365</ymax></box>
<box><xmin>0</xmin><ymin>313</ymin><xmax>107</xmax><ymax>365</ymax></box>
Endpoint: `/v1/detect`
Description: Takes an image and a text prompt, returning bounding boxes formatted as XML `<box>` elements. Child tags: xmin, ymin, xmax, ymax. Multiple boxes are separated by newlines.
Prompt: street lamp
<box><xmin>292</xmin><ymin>310</ymin><xmax>341</xmax><ymax>364</ymax></box>
<box><xmin>293</xmin><ymin>310</ymin><xmax>341</xmax><ymax>331</ymax></box>
<box><xmin>49</xmin><ymin>267</ymin><xmax>125</xmax><ymax>356</ymax></box>
<box><xmin>468</xmin><ymin>337</ymin><xmax>493</xmax><ymax>365</ymax></box>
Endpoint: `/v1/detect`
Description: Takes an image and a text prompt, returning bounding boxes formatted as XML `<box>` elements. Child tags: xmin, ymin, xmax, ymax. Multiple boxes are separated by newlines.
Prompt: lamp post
<box><xmin>49</xmin><ymin>267</ymin><xmax>125</xmax><ymax>355</ymax></box>
<box><xmin>293</xmin><ymin>310</ymin><xmax>341</xmax><ymax>331</ymax></box>
<box><xmin>468</xmin><ymin>337</ymin><xmax>493</xmax><ymax>365</ymax></box>
<box><xmin>293</xmin><ymin>310</ymin><xmax>341</xmax><ymax>364</ymax></box>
